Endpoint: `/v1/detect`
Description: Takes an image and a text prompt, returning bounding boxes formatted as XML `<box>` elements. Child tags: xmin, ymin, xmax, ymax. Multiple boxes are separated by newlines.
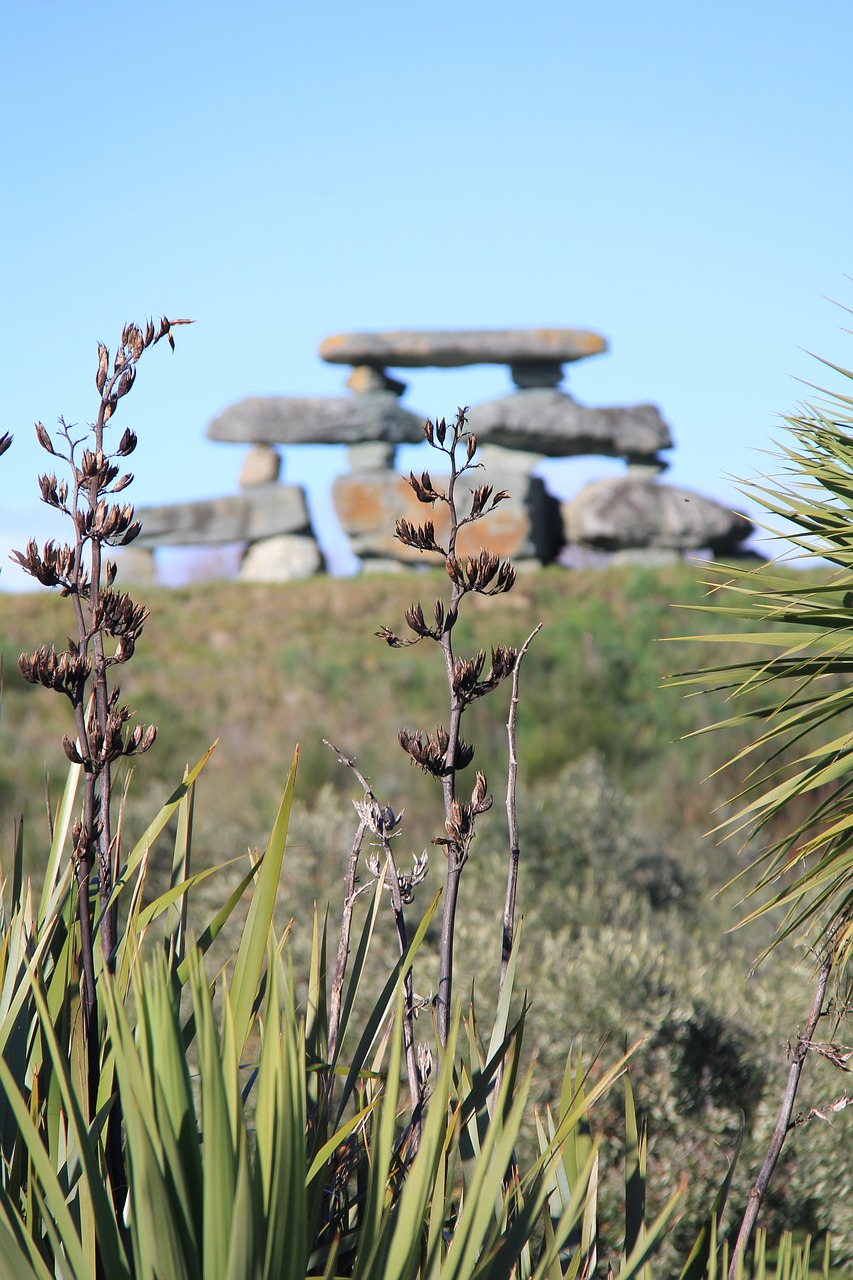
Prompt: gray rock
<box><xmin>318</xmin><ymin>327</ymin><xmax>607</xmax><ymax>368</ymax></box>
<box><xmin>509</xmin><ymin>361</ymin><xmax>564</xmax><ymax>389</ymax></box>
<box><xmin>207</xmin><ymin>393</ymin><xmax>425</xmax><ymax>445</ymax></box>
<box><xmin>348</xmin><ymin>441</ymin><xmax>397</xmax><ymax>471</ymax></box>
<box><xmin>239</xmin><ymin>534</ymin><xmax>324</xmax><ymax>582</ymax></box>
<box><xmin>333</xmin><ymin>468</ymin><xmax>563</xmax><ymax>564</ymax></box>
<box><xmin>239</xmin><ymin>444</ymin><xmax>281</xmax><ymax>487</ymax></box>
<box><xmin>345</xmin><ymin>365</ymin><xmax>407</xmax><ymax>396</ymax></box>
<box><xmin>562</xmin><ymin>476</ymin><xmax>754</xmax><ymax>553</ymax></box>
<box><xmin>476</xmin><ymin>443</ymin><xmax>546</xmax><ymax>475</ymax></box>
<box><xmin>468</xmin><ymin>390</ymin><xmax>673</xmax><ymax>457</ymax></box>
<box><xmin>135</xmin><ymin>485</ymin><xmax>310</xmax><ymax>547</ymax></box>
<box><xmin>114</xmin><ymin>546</ymin><xmax>157</xmax><ymax>585</ymax></box>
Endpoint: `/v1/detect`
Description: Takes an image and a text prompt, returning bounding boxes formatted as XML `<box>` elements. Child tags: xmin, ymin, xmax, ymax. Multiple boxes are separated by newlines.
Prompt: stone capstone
<box><xmin>207</xmin><ymin>393</ymin><xmax>425</xmax><ymax>445</ymax></box>
<box><xmin>239</xmin><ymin>444</ymin><xmax>281</xmax><ymax>487</ymax></box>
<box><xmin>468</xmin><ymin>390</ymin><xmax>673</xmax><ymax>458</ymax></box>
<box><xmin>135</xmin><ymin>485</ymin><xmax>310</xmax><ymax>547</ymax></box>
<box><xmin>561</xmin><ymin>476</ymin><xmax>754</xmax><ymax>553</ymax></box>
<box><xmin>319</xmin><ymin>327</ymin><xmax>607</xmax><ymax>368</ymax></box>
<box><xmin>333</xmin><ymin>468</ymin><xmax>563</xmax><ymax>564</ymax></box>
<box><xmin>239</xmin><ymin>534</ymin><xmax>324</xmax><ymax>582</ymax></box>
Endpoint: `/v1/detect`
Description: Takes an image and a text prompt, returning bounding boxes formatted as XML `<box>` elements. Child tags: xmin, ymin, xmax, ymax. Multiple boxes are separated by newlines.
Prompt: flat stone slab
<box><xmin>207</xmin><ymin>394</ymin><xmax>424</xmax><ymax>445</ymax></box>
<box><xmin>467</xmin><ymin>390</ymin><xmax>673</xmax><ymax>457</ymax></box>
<box><xmin>135</xmin><ymin>486</ymin><xmax>310</xmax><ymax>547</ymax></box>
<box><xmin>318</xmin><ymin>328</ymin><xmax>607</xmax><ymax>368</ymax></box>
<box><xmin>562</xmin><ymin>476</ymin><xmax>754</xmax><ymax>553</ymax></box>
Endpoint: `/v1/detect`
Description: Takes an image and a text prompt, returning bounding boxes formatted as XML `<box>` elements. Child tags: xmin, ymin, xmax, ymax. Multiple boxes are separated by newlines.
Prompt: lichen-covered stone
<box><xmin>562</xmin><ymin>477</ymin><xmax>753</xmax><ymax>553</ymax></box>
<box><xmin>207</xmin><ymin>394</ymin><xmax>424</xmax><ymax>445</ymax></box>
<box><xmin>319</xmin><ymin>328</ymin><xmax>607</xmax><ymax>368</ymax></box>
<box><xmin>333</xmin><ymin>469</ymin><xmax>562</xmax><ymax>564</ymax></box>
<box><xmin>135</xmin><ymin>486</ymin><xmax>310</xmax><ymax>547</ymax></box>
<box><xmin>468</xmin><ymin>390</ymin><xmax>673</xmax><ymax>457</ymax></box>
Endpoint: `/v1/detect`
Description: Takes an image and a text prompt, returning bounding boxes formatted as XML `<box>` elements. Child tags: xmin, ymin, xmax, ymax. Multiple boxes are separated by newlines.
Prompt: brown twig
<box><xmin>324</xmin><ymin>740</ymin><xmax>422</xmax><ymax>1142</ymax></box>
<box><xmin>727</xmin><ymin>948</ymin><xmax>833</xmax><ymax>1278</ymax></box>
<box><xmin>328</xmin><ymin>817</ymin><xmax>367</xmax><ymax>1063</ymax></box>
<box><xmin>500</xmin><ymin>623</ymin><xmax>542</xmax><ymax>997</ymax></box>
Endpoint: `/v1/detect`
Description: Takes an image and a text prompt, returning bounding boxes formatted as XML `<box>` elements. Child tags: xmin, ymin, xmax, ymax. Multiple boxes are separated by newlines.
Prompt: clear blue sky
<box><xmin>2</xmin><ymin>0</ymin><xmax>851</xmax><ymax>586</ymax></box>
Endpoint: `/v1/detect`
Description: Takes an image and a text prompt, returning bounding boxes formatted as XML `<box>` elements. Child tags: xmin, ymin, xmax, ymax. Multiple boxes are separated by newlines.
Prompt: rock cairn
<box><xmin>129</xmin><ymin>327</ymin><xmax>752</xmax><ymax>582</ymax></box>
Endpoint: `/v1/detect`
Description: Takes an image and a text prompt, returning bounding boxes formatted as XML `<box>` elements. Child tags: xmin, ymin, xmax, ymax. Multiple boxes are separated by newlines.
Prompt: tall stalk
<box><xmin>377</xmin><ymin>408</ymin><xmax>520</xmax><ymax>1046</ymax></box>
<box><xmin>13</xmin><ymin>316</ymin><xmax>191</xmax><ymax>1072</ymax></box>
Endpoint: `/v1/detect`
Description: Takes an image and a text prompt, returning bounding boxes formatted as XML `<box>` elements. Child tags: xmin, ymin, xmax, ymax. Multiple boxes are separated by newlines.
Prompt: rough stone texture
<box><xmin>468</xmin><ymin>390</ymin><xmax>673</xmax><ymax>457</ymax></box>
<box><xmin>135</xmin><ymin>485</ymin><xmax>310</xmax><ymax>547</ymax></box>
<box><xmin>476</xmin><ymin>443</ymin><xmax>545</xmax><ymax>476</ymax></box>
<box><xmin>239</xmin><ymin>534</ymin><xmax>324</xmax><ymax>582</ymax></box>
<box><xmin>333</xmin><ymin>469</ymin><xmax>563</xmax><ymax>564</ymax></box>
<box><xmin>319</xmin><ymin>328</ymin><xmax>607</xmax><ymax>368</ymax></box>
<box><xmin>239</xmin><ymin>444</ymin><xmax>281</xmax><ymax>487</ymax></box>
<box><xmin>509</xmin><ymin>361</ymin><xmax>564</xmax><ymax>389</ymax></box>
<box><xmin>348</xmin><ymin>441</ymin><xmax>397</xmax><ymax>471</ymax></box>
<box><xmin>561</xmin><ymin>476</ymin><xmax>754</xmax><ymax>553</ymax></box>
<box><xmin>207</xmin><ymin>393</ymin><xmax>424</xmax><ymax>445</ymax></box>
<box><xmin>345</xmin><ymin>365</ymin><xmax>407</xmax><ymax>396</ymax></box>
<box><xmin>114</xmin><ymin>546</ymin><xmax>157</xmax><ymax>585</ymax></box>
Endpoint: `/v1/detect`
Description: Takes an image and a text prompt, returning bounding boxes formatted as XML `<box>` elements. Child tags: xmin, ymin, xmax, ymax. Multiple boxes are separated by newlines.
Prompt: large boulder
<box><xmin>333</xmin><ymin>468</ymin><xmax>562</xmax><ymax>565</ymax></box>
<box><xmin>239</xmin><ymin>534</ymin><xmax>324</xmax><ymax>582</ymax></box>
<box><xmin>562</xmin><ymin>476</ymin><xmax>754</xmax><ymax>553</ymax></box>
<box><xmin>207</xmin><ymin>393</ymin><xmax>424</xmax><ymax>446</ymax></box>
<box><xmin>467</xmin><ymin>390</ymin><xmax>672</xmax><ymax>458</ymax></box>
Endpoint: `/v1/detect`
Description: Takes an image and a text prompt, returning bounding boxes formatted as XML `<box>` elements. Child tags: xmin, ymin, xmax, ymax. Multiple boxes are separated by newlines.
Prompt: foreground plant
<box><xmin>12</xmin><ymin>316</ymin><xmax>192</xmax><ymax>1023</ymax></box>
<box><xmin>376</xmin><ymin>407</ymin><xmax>539</xmax><ymax>1046</ymax></box>
<box><xmin>671</xmin><ymin>349</ymin><xmax>853</xmax><ymax>1274</ymax></box>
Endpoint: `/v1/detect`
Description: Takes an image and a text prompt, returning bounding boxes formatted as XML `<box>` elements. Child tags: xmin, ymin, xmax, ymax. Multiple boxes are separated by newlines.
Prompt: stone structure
<box><xmin>129</xmin><ymin>326</ymin><xmax>752</xmax><ymax>582</ymax></box>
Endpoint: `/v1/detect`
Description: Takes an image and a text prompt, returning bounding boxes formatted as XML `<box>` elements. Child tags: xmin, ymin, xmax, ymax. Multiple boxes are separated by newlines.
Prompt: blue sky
<box><xmin>2</xmin><ymin>0</ymin><xmax>851</xmax><ymax>586</ymax></box>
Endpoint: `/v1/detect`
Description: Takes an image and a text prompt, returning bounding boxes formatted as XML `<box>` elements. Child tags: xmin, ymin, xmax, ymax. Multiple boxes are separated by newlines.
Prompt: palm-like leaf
<box><xmin>669</xmin><ymin>357</ymin><xmax>853</xmax><ymax>967</ymax></box>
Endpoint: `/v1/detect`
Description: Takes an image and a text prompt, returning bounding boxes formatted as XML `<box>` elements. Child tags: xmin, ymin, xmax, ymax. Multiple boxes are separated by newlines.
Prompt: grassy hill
<box><xmin>0</xmin><ymin>561</ymin><xmax>765</xmax><ymax>863</ymax></box>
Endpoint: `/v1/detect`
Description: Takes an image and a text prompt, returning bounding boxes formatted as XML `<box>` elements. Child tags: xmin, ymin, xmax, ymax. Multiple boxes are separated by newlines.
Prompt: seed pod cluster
<box><xmin>353</xmin><ymin>797</ymin><xmax>405</xmax><ymax>838</ymax></box>
<box><xmin>408</xmin><ymin>470</ymin><xmax>446</xmax><ymax>504</ymax></box>
<box><xmin>0</xmin><ymin>432</ymin><xmax>14</xmax><ymax>458</ymax></box>
<box><xmin>398</xmin><ymin>725</ymin><xmax>475</xmax><ymax>776</ymax></box>
<box><xmin>10</xmin><ymin>539</ymin><xmax>86</xmax><ymax>593</ymax></box>
<box><xmin>395</xmin><ymin>518</ymin><xmax>446</xmax><ymax>555</ymax></box>
<box><xmin>468</xmin><ymin>484</ymin><xmax>510</xmax><ymax>520</ymax></box>
<box><xmin>445</xmin><ymin>550</ymin><xmax>515</xmax><ymax>596</ymax></box>
<box><xmin>19</xmin><ymin>643</ymin><xmax>91</xmax><ymax>704</ymax></box>
<box><xmin>38</xmin><ymin>474</ymin><xmax>70</xmax><ymax>511</ymax></box>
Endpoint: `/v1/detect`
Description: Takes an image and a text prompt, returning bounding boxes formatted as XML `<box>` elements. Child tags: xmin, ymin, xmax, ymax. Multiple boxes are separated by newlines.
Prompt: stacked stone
<box><xmin>129</xmin><ymin>326</ymin><xmax>753</xmax><ymax>583</ymax></box>
<box><xmin>316</xmin><ymin>328</ymin><xmax>750</xmax><ymax>566</ymax></box>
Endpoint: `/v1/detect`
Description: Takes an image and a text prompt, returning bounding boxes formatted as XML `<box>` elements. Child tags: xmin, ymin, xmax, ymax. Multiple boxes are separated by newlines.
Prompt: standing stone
<box><xmin>239</xmin><ymin>444</ymin><xmax>281</xmax><ymax>488</ymax></box>
<box><xmin>348</xmin><ymin>441</ymin><xmax>397</xmax><ymax>471</ymax></box>
<box><xmin>333</xmin><ymin>468</ymin><xmax>562</xmax><ymax>565</ymax></box>
<box><xmin>239</xmin><ymin>535</ymin><xmax>324</xmax><ymax>582</ymax></box>
<box><xmin>114</xmin><ymin>546</ymin><xmax>157</xmax><ymax>585</ymax></box>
